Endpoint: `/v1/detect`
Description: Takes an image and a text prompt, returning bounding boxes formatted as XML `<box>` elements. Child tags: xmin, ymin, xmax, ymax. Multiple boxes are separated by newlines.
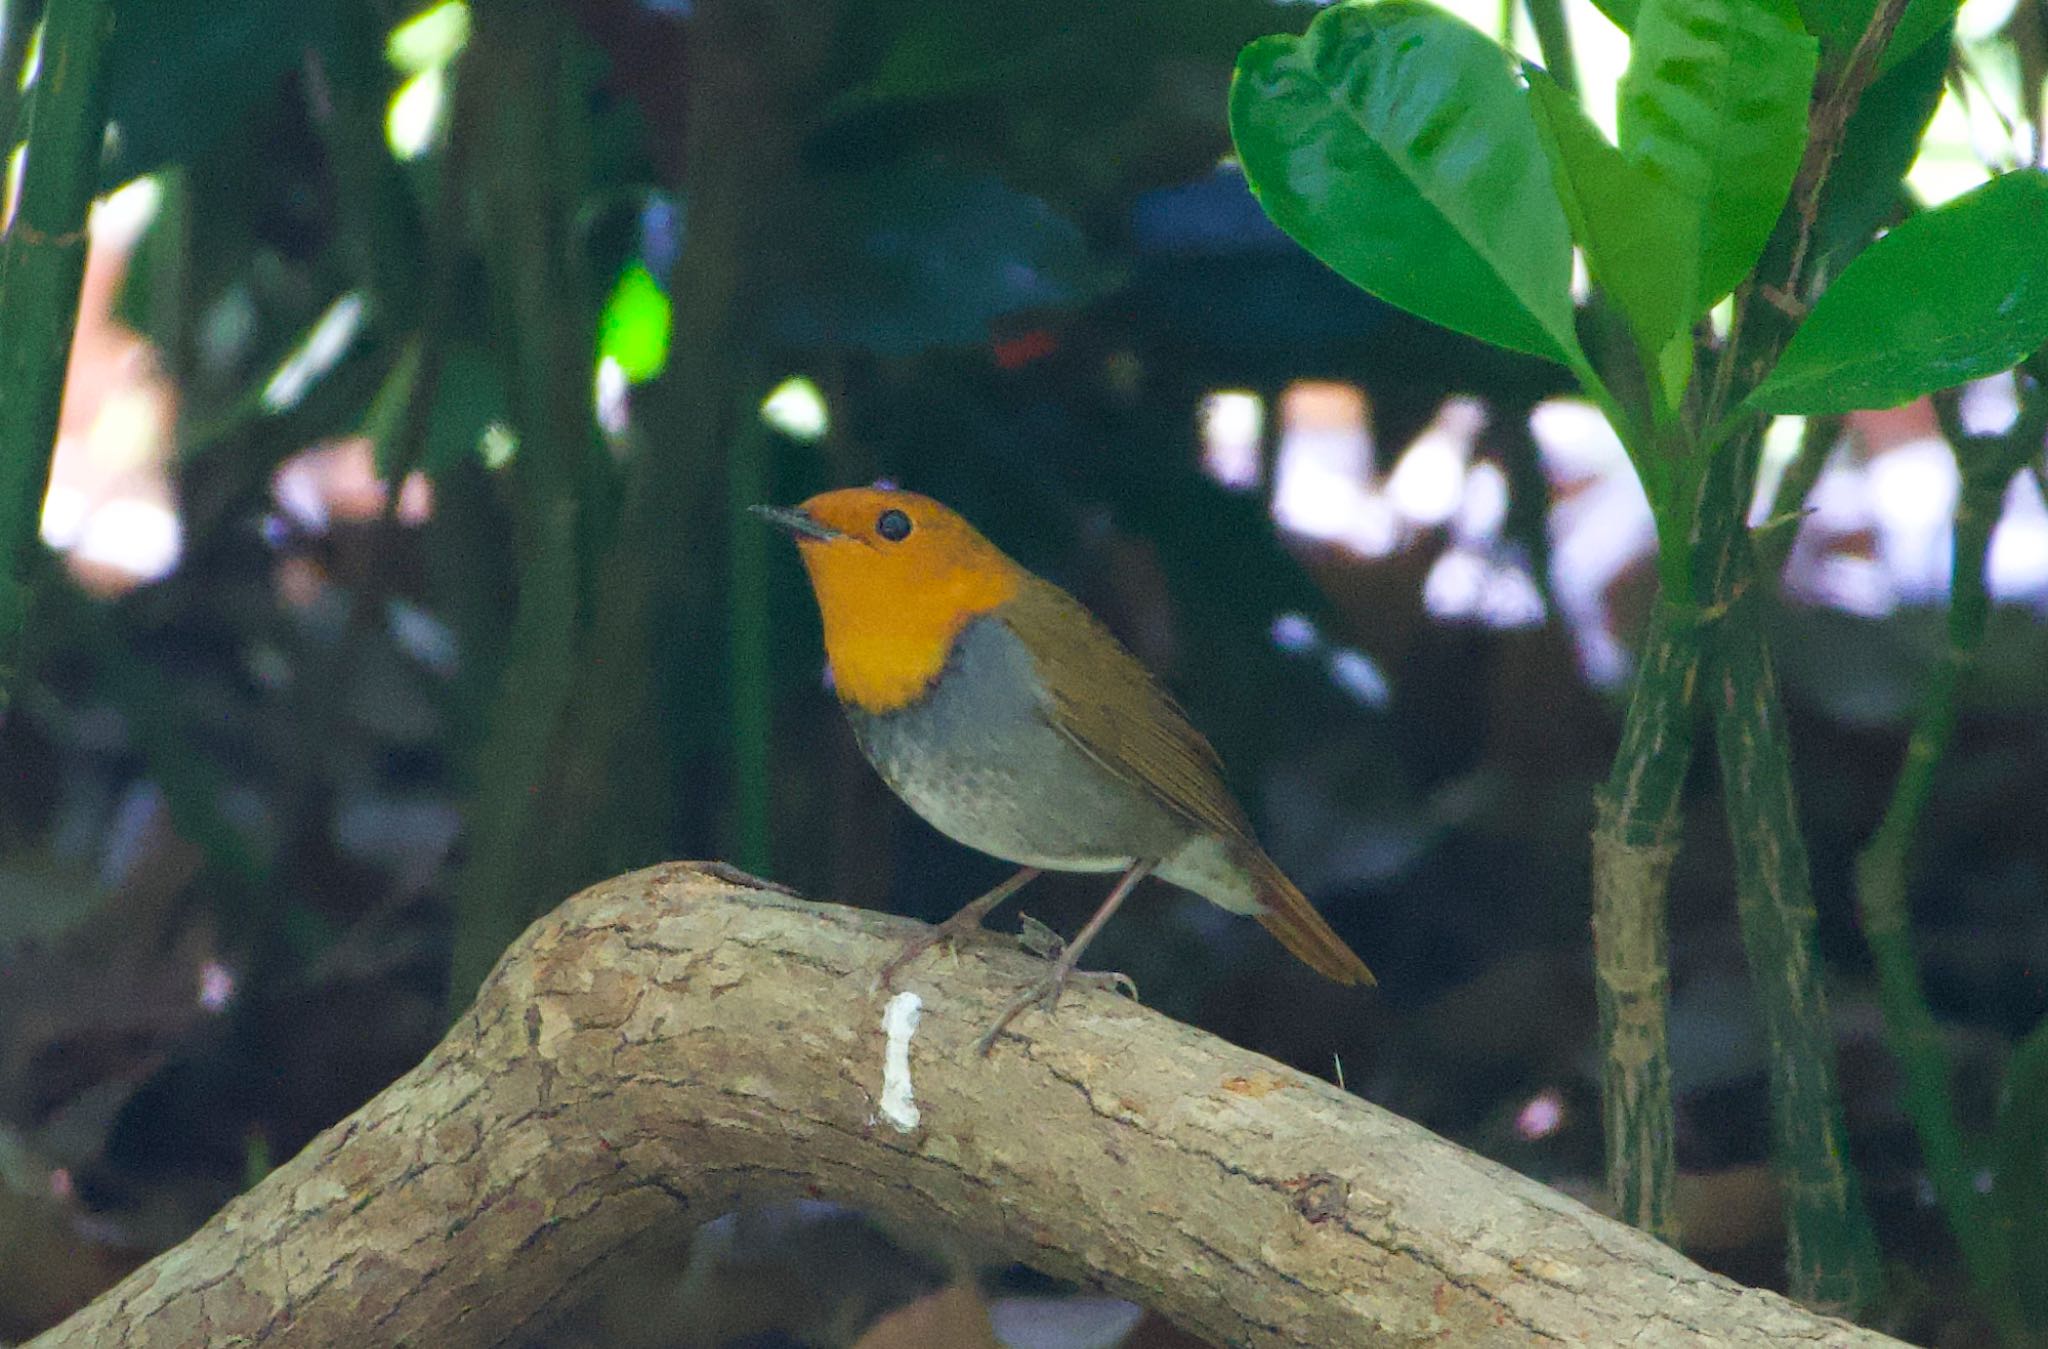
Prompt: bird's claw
<box><xmin>872</xmin><ymin>913</ymin><xmax>990</xmax><ymax>994</ymax></box>
<box><xmin>972</xmin><ymin>965</ymin><xmax>1139</xmax><ymax>1056</ymax></box>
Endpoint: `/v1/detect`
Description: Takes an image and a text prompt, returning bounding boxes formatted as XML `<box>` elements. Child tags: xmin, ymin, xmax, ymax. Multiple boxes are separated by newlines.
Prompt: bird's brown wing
<box><xmin>1000</xmin><ymin>581</ymin><xmax>1374</xmax><ymax>986</ymax></box>
<box><xmin>999</xmin><ymin>579</ymin><xmax>1250</xmax><ymax>840</ymax></box>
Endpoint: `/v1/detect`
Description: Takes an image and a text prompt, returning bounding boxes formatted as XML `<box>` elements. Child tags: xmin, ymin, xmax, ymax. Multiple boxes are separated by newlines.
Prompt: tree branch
<box><xmin>32</xmin><ymin>865</ymin><xmax>1906</xmax><ymax>1348</ymax></box>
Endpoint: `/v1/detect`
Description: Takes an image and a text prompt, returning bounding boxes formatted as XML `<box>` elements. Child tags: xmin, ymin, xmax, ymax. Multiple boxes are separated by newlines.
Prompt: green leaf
<box><xmin>1230</xmin><ymin>1</ymin><xmax>1580</xmax><ymax>364</ymax></box>
<box><xmin>1589</xmin><ymin>0</ymin><xmax>1640</xmax><ymax>32</ymax></box>
<box><xmin>1620</xmin><ymin>0</ymin><xmax>1817</xmax><ymax>312</ymax></box>
<box><xmin>1810</xmin><ymin>22</ymin><xmax>1950</xmax><ymax>275</ymax></box>
<box><xmin>599</xmin><ymin>264</ymin><xmax>672</xmax><ymax>382</ymax></box>
<box><xmin>1752</xmin><ymin>171</ymin><xmax>2048</xmax><ymax>414</ymax></box>
<box><xmin>1526</xmin><ymin>71</ymin><xmax>1692</xmax><ymax>365</ymax></box>
<box><xmin>1796</xmin><ymin>0</ymin><xmax>1956</xmax><ymax>74</ymax></box>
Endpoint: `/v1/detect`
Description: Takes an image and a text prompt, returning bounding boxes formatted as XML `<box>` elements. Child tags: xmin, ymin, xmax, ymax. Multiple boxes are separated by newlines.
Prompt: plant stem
<box><xmin>1704</xmin><ymin>393</ymin><xmax>1880</xmax><ymax>1317</ymax></box>
<box><xmin>1587</xmin><ymin>395</ymin><xmax>1767</xmax><ymax>1247</ymax></box>
<box><xmin>1754</xmin><ymin>414</ymin><xmax>1844</xmax><ymax>581</ymax></box>
<box><xmin>0</xmin><ymin>0</ymin><xmax>44</xmax><ymax>153</ymax></box>
<box><xmin>727</xmin><ymin>405</ymin><xmax>773</xmax><ymax>875</ymax></box>
<box><xmin>0</xmin><ymin>0</ymin><xmax>112</xmax><ymax>714</ymax></box>
<box><xmin>1712</xmin><ymin>570</ymin><xmax>1880</xmax><ymax>1312</ymax></box>
<box><xmin>447</xmin><ymin>0</ymin><xmax>599</xmax><ymax>1008</ymax></box>
<box><xmin>1650</xmin><ymin>0</ymin><xmax>1915</xmax><ymax>1308</ymax></box>
<box><xmin>1995</xmin><ymin>1016</ymin><xmax>2048</xmax><ymax>1333</ymax></box>
<box><xmin>1851</xmin><ymin>472</ymin><xmax>2014</xmax><ymax>1329</ymax></box>
<box><xmin>1523</xmin><ymin>0</ymin><xmax>1578</xmax><ymax>99</ymax></box>
<box><xmin>1852</xmin><ymin>377</ymin><xmax>2048</xmax><ymax>1339</ymax></box>
<box><xmin>1589</xmin><ymin>602</ymin><xmax>1691</xmax><ymax>1242</ymax></box>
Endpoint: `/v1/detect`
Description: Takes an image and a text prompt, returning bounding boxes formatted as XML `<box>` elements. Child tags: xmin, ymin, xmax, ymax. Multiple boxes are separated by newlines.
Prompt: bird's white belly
<box><xmin>884</xmin><ymin>757</ymin><xmax>1261</xmax><ymax>913</ymax></box>
<box><xmin>886</xmin><ymin>766</ymin><xmax>1135</xmax><ymax>873</ymax></box>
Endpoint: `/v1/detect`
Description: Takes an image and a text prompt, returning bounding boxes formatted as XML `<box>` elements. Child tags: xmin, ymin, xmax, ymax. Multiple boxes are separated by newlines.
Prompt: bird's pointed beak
<box><xmin>748</xmin><ymin>503</ymin><xmax>843</xmax><ymax>543</ymax></box>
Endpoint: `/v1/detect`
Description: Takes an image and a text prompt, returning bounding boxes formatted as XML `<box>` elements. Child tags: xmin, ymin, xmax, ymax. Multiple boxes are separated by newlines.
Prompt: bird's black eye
<box><xmin>876</xmin><ymin>508</ymin><xmax>913</xmax><ymax>542</ymax></box>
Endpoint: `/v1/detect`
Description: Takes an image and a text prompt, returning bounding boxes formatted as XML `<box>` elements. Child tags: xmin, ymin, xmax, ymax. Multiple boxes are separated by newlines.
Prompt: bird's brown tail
<box><xmin>1247</xmin><ymin>850</ymin><xmax>1376</xmax><ymax>986</ymax></box>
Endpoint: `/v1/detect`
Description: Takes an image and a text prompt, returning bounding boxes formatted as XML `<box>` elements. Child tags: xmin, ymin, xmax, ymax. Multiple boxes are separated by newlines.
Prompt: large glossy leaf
<box><xmin>1752</xmin><ymin>171</ymin><xmax>2048</xmax><ymax>413</ymax></box>
<box><xmin>1620</xmin><ymin>0</ymin><xmax>1817</xmax><ymax>312</ymax></box>
<box><xmin>1527</xmin><ymin>72</ymin><xmax>1691</xmax><ymax>367</ymax></box>
<box><xmin>1230</xmin><ymin>1</ymin><xmax>1579</xmax><ymax>363</ymax></box>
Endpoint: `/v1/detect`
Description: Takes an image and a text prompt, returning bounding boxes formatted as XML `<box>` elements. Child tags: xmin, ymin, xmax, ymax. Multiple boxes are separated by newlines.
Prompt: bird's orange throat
<box><xmin>799</xmin><ymin>546</ymin><xmax>1022</xmax><ymax>714</ymax></box>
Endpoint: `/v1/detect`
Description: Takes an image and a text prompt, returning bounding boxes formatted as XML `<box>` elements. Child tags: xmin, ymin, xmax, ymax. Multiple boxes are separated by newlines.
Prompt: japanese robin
<box><xmin>753</xmin><ymin>487</ymin><xmax>1373</xmax><ymax>1052</ymax></box>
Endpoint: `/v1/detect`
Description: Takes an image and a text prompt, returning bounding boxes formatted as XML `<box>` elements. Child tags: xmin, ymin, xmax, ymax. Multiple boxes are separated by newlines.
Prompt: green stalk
<box><xmin>0</xmin><ymin>0</ymin><xmax>112</xmax><ymax>714</ymax></box>
<box><xmin>446</xmin><ymin>0</ymin><xmax>597</xmax><ymax>1009</ymax></box>
<box><xmin>1522</xmin><ymin>0</ymin><xmax>1578</xmax><ymax>99</ymax></box>
<box><xmin>1852</xmin><ymin>471</ymin><xmax>2015</xmax><ymax>1330</ymax></box>
<box><xmin>727</xmin><ymin>406</ymin><xmax>772</xmax><ymax>875</ymax></box>
<box><xmin>1852</xmin><ymin>380</ymin><xmax>2048</xmax><ymax>1338</ymax></box>
<box><xmin>1587</xmin><ymin>406</ymin><xmax>1761</xmax><ymax>1244</ymax></box>
<box><xmin>1621</xmin><ymin>0</ymin><xmax>1913</xmax><ymax>1305</ymax></box>
<box><xmin>1702</xmin><ymin>369</ymin><xmax>1880</xmax><ymax>1318</ymax></box>
<box><xmin>1711</xmin><ymin>575</ymin><xmax>1881</xmax><ymax>1311</ymax></box>
<box><xmin>1756</xmin><ymin>415</ymin><xmax>1845</xmax><ymax>581</ymax></box>
<box><xmin>1995</xmin><ymin>1017</ymin><xmax>2048</xmax><ymax>1333</ymax></box>
<box><xmin>0</xmin><ymin>0</ymin><xmax>44</xmax><ymax>153</ymax></box>
<box><xmin>1589</xmin><ymin>602</ymin><xmax>1690</xmax><ymax>1242</ymax></box>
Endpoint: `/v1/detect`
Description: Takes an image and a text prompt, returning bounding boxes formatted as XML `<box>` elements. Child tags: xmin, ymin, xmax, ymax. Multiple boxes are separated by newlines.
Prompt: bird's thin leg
<box><xmin>874</xmin><ymin>866</ymin><xmax>1042</xmax><ymax>992</ymax></box>
<box><xmin>974</xmin><ymin>860</ymin><xmax>1153</xmax><ymax>1056</ymax></box>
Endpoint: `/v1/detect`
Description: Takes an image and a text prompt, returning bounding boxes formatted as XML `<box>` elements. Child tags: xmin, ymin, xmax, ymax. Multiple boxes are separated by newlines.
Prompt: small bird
<box><xmin>754</xmin><ymin>487</ymin><xmax>1373</xmax><ymax>1052</ymax></box>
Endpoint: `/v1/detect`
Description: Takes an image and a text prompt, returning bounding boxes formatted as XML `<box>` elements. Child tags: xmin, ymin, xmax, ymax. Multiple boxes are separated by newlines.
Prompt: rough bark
<box><xmin>32</xmin><ymin>864</ymin><xmax>1905</xmax><ymax>1348</ymax></box>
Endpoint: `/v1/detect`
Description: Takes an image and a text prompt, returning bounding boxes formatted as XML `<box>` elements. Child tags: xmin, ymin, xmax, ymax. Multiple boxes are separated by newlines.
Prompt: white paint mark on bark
<box><xmin>879</xmin><ymin>991</ymin><xmax>924</xmax><ymax>1132</ymax></box>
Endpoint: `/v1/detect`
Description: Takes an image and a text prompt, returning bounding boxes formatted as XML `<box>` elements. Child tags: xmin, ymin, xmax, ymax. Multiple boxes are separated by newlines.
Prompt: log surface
<box><xmin>31</xmin><ymin>864</ymin><xmax>1904</xmax><ymax>1347</ymax></box>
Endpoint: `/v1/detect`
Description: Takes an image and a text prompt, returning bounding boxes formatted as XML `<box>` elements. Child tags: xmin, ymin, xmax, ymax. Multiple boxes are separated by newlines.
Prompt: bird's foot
<box><xmin>973</xmin><ymin>963</ymin><xmax>1138</xmax><ymax>1056</ymax></box>
<box><xmin>872</xmin><ymin>867</ymin><xmax>1043</xmax><ymax>994</ymax></box>
<box><xmin>873</xmin><ymin>909</ymin><xmax>991</xmax><ymax>994</ymax></box>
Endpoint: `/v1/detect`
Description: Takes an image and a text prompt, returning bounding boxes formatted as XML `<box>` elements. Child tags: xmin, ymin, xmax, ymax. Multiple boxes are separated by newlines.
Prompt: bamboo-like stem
<box><xmin>1588</xmin><ymin>0</ymin><xmax>1913</xmax><ymax>1275</ymax></box>
<box><xmin>1589</xmin><ymin>605</ymin><xmax>1689</xmax><ymax>1242</ymax></box>
<box><xmin>0</xmin><ymin>0</ymin><xmax>112</xmax><ymax>714</ymax></box>
<box><xmin>1588</xmin><ymin>409</ymin><xmax>1763</xmax><ymax>1245</ymax></box>
<box><xmin>0</xmin><ymin>0</ymin><xmax>43</xmax><ymax>154</ymax></box>
<box><xmin>446</xmin><ymin>0</ymin><xmax>599</xmax><ymax>1008</ymax></box>
<box><xmin>1711</xmin><ymin>579</ymin><xmax>1881</xmax><ymax>1312</ymax></box>
<box><xmin>1664</xmin><ymin>0</ymin><xmax>1914</xmax><ymax>1310</ymax></box>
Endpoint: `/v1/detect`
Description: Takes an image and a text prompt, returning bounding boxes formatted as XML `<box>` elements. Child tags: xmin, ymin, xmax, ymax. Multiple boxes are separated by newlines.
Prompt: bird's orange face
<box><xmin>755</xmin><ymin>488</ymin><xmax>1023</xmax><ymax>713</ymax></box>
